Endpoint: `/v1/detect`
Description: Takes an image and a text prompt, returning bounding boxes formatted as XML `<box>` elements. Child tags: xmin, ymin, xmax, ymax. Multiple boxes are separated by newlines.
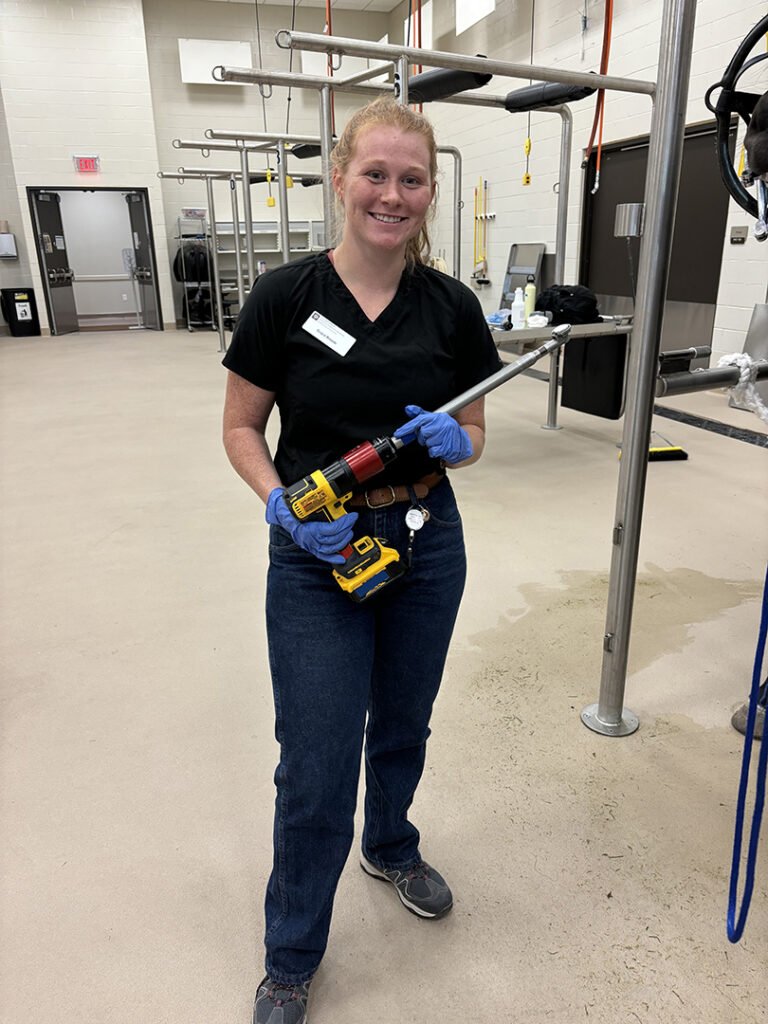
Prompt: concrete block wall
<box><xmin>382</xmin><ymin>0</ymin><xmax>767</xmax><ymax>365</ymax></box>
<box><xmin>142</xmin><ymin>0</ymin><xmax>390</xmax><ymax>321</ymax></box>
<box><xmin>0</xmin><ymin>87</ymin><xmax>34</xmax><ymax>296</ymax></box>
<box><xmin>0</xmin><ymin>0</ymin><xmax>175</xmax><ymax>332</ymax></box>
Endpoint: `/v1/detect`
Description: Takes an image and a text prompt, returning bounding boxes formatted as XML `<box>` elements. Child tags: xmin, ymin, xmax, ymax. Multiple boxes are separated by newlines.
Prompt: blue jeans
<box><xmin>263</xmin><ymin>478</ymin><xmax>467</xmax><ymax>984</ymax></box>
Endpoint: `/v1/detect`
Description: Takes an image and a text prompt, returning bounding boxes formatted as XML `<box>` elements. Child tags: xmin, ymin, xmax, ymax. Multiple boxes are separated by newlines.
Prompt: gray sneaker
<box><xmin>360</xmin><ymin>856</ymin><xmax>453</xmax><ymax>918</ymax></box>
<box><xmin>253</xmin><ymin>975</ymin><xmax>311</xmax><ymax>1024</ymax></box>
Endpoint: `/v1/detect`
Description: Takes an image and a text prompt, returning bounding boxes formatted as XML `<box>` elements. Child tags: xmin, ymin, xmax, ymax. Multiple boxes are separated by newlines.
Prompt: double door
<box><xmin>28</xmin><ymin>187</ymin><xmax>162</xmax><ymax>335</ymax></box>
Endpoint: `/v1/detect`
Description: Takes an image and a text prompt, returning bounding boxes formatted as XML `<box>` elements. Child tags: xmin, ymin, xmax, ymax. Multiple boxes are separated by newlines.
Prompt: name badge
<box><xmin>302</xmin><ymin>311</ymin><xmax>356</xmax><ymax>356</ymax></box>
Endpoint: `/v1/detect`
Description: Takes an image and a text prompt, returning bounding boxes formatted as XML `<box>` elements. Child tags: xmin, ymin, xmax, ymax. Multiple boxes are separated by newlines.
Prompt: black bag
<box><xmin>536</xmin><ymin>284</ymin><xmax>601</xmax><ymax>325</ymax></box>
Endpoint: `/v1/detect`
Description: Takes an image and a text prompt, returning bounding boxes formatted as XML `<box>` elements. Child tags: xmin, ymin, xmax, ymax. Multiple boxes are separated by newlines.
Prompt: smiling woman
<box><xmin>221</xmin><ymin>97</ymin><xmax>503</xmax><ymax>1024</ymax></box>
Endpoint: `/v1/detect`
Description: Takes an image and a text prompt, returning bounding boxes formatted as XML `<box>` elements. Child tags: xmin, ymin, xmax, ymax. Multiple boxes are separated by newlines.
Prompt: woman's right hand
<box><xmin>265</xmin><ymin>488</ymin><xmax>359</xmax><ymax>565</ymax></box>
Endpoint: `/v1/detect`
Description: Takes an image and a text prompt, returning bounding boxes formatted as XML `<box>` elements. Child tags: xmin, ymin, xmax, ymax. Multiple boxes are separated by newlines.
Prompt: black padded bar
<box><xmin>504</xmin><ymin>80</ymin><xmax>596</xmax><ymax>112</ymax></box>
<box><xmin>407</xmin><ymin>67</ymin><xmax>492</xmax><ymax>104</ymax></box>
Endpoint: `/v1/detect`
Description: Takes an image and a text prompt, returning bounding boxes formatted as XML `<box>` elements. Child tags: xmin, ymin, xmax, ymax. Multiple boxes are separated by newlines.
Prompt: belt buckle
<box><xmin>365</xmin><ymin>484</ymin><xmax>396</xmax><ymax>509</ymax></box>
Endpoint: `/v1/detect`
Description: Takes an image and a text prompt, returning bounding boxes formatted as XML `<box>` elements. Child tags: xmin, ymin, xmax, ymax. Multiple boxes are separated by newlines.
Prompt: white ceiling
<box><xmin>208</xmin><ymin>0</ymin><xmax>403</xmax><ymax>12</ymax></box>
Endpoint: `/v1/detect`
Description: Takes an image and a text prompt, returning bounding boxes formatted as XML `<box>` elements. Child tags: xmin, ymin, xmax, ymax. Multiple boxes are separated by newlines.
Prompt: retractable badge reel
<box><xmin>404</xmin><ymin>503</ymin><xmax>430</xmax><ymax>569</ymax></box>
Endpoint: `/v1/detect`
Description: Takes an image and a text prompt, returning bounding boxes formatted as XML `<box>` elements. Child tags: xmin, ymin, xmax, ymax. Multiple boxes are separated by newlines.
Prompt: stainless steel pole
<box><xmin>206</xmin><ymin>176</ymin><xmax>227</xmax><ymax>353</ymax></box>
<box><xmin>276</xmin><ymin>31</ymin><xmax>656</xmax><ymax>96</ymax></box>
<box><xmin>435</xmin><ymin>325</ymin><xmax>571</xmax><ymax>416</ymax></box>
<box><xmin>229</xmin><ymin>175</ymin><xmax>245</xmax><ymax>307</ymax></box>
<box><xmin>438</xmin><ymin>146</ymin><xmax>462</xmax><ymax>279</ymax></box>
<box><xmin>582</xmin><ymin>0</ymin><xmax>698</xmax><ymax>737</ymax></box>
<box><xmin>239</xmin><ymin>147</ymin><xmax>255</xmax><ymax>288</ymax></box>
<box><xmin>319</xmin><ymin>86</ymin><xmax>335</xmax><ymax>246</ymax></box>
<box><xmin>657</xmin><ymin>362</ymin><xmax>768</xmax><ymax>396</ymax></box>
<box><xmin>396</xmin><ymin>56</ymin><xmax>409</xmax><ymax>105</ymax></box>
<box><xmin>276</xmin><ymin>140</ymin><xmax>291</xmax><ymax>262</ymax></box>
<box><xmin>542</xmin><ymin>106</ymin><xmax>572</xmax><ymax>431</ymax></box>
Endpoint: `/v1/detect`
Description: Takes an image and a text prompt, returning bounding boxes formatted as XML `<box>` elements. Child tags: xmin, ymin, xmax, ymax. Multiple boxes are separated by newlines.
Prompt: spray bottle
<box><xmin>510</xmin><ymin>286</ymin><xmax>526</xmax><ymax>329</ymax></box>
<box><xmin>524</xmin><ymin>275</ymin><xmax>537</xmax><ymax>326</ymax></box>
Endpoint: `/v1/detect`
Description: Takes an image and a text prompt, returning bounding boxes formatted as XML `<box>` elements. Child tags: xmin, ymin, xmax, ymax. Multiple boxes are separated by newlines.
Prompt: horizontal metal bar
<box><xmin>205</xmin><ymin>128</ymin><xmax>325</xmax><ymax>145</ymax></box>
<box><xmin>656</xmin><ymin>362</ymin><xmax>768</xmax><ymax>397</ymax></box>
<box><xmin>277</xmin><ymin>30</ymin><xmax>656</xmax><ymax>97</ymax></box>
<box><xmin>436</xmin><ymin>326</ymin><xmax>572</xmax><ymax>416</ymax></box>
<box><xmin>337</xmin><ymin>61</ymin><xmax>394</xmax><ymax>87</ymax></box>
<box><xmin>74</xmin><ymin>274</ymin><xmax>132</xmax><ymax>283</ymax></box>
<box><xmin>173</xmin><ymin>138</ymin><xmax>273</xmax><ymax>153</ymax></box>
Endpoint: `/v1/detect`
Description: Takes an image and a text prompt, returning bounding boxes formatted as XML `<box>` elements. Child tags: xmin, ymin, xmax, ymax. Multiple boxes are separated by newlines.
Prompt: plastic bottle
<box><xmin>524</xmin><ymin>275</ymin><xmax>536</xmax><ymax>325</ymax></box>
<box><xmin>510</xmin><ymin>286</ymin><xmax>526</xmax><ymax>329</ymax></box>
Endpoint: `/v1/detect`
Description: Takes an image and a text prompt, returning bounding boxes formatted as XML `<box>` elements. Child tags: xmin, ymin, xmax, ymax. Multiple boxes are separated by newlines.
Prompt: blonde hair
<box><xmin>330</xmin><ymin>98</ymin><xmax>438</xmax><ymax>266</ymax></box>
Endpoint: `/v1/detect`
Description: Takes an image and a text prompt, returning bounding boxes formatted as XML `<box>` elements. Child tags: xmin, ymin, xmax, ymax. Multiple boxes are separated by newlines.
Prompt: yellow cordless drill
<box><xmin>282</xmin><ymin>434</ymin><xmax>408</xmax><ymax>601</ymax></box>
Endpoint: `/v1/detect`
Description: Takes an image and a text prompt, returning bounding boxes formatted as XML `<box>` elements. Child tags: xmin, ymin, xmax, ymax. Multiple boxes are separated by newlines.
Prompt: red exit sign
<box><xmin>73</xmin><ymin>154</ymin><xmax>100</xmax><ymax>173</ymax></box>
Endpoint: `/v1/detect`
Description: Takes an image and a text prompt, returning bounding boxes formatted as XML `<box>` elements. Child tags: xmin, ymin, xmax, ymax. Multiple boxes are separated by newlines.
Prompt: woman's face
<box><xmin>333</xmin><ymin>125</ymin><xmax>435</xmax><ymax>256</ymax></box>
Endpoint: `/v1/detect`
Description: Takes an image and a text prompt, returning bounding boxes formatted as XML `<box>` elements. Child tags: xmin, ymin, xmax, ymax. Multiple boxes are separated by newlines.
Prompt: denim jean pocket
<box><xmin>421</xmin><ymin>483</ymin><xmax>462</xmax><ymax>529</ymax></box>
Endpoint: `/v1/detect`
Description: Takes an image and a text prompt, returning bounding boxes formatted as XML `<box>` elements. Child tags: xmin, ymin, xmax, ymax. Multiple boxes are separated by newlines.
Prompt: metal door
<box><xmin>28</xmin><ymin>189</ymin><xmax>79</xmax><ymax>335</ymax></box>
<box><xmin>125</xmin><ymin>191</ymin><xmax>162</xmax><ymax>330</ymax></box>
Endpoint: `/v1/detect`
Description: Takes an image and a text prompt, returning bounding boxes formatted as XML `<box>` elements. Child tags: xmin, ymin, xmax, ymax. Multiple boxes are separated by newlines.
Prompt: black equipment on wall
<box><xmin>503</xmin><ymin>79</ymin><xmax>596</xmax><ymax>112</ymax></box>
<box><xmin>705</xmin><ymin>13</ymin><xmax>768</xmax><ymax>219</ymax></box>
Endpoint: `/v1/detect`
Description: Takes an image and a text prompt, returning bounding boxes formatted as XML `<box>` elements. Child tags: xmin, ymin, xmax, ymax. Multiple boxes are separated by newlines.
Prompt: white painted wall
<box><xmin>58</xmin><ymin>191</ymin><xmax>139</xmax><ymax>317</ymax></box>
<box><xmin>0</xmin><ymin>0</ymin><xmax>764</xmax><ymax>354</ymax></box>
<box><xmin>0</xmin><ymin>0</ymin><xmax>174</xmax><ymax>332</ymax></box>
<box><xmin>142</xmin><ymin>0</ymin><xmax>390</xmax><ymax>319</ymax></box>
<box><xmin>385</xmin><ymin>0</ymin><xmax>768</xmax><ymax>364</ymax></box>
<box><xmin>0</xmin><ymin>87</ymin><xmax>33</xmax><ymax>295</ymax></box>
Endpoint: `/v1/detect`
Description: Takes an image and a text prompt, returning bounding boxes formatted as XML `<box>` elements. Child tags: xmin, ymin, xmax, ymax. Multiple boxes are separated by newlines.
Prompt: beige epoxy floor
<box><xmin>1</xmin><ymin>328</ymin><xmax>766</xmax><ymax>1024</ymax></box>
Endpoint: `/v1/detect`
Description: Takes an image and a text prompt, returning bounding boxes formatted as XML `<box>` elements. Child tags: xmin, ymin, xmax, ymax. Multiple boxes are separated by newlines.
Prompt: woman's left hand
<box><xmin>393</xmin><ymin>405</ymin><xmax>473</xmax><ymax>464</ymax></box>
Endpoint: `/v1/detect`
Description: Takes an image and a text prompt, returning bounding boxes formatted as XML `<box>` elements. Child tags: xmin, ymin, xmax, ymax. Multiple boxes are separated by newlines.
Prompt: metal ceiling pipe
<box><xmin>276</xmin><ymin>30</ymin><xmax>656</xmax><ymax>96</ymax></box>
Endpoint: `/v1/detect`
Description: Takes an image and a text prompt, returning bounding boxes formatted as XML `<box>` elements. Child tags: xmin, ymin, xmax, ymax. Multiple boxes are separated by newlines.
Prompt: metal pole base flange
<box><xmin>541</xmin><ymin>423</ymin><xmax>563</xmax><ymax>431</ymax></box>
<box><xmin>581</xmin><ymin>703</ymin><xmax>639</xmax><ymax>737</ymax></box>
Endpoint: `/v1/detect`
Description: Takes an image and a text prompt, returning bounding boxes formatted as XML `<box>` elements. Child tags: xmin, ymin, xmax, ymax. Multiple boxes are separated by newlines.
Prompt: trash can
<box><xmin>0</xmin><ymin>287</ymin><xmax>41</xmax><ymax>337</ymax></box>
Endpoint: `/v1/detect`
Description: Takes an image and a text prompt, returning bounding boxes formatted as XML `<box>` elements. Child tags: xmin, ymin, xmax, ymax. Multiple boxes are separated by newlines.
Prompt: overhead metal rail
<box><xmin>210</xmin><ymin>0</ymin><xmax>697</xmax><ymax>738</ymax></box>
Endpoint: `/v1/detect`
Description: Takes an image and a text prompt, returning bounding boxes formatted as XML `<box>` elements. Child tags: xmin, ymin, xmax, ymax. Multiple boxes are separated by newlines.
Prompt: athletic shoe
<box><xmin>253</xmin><ymin>975</ymin><xmax>311</xmax><ymax>1024</ymax></box>
<box><xmin>360</xmin><ymin>856</ymin><xmax>453</xmax><ymax>918</ymax></box>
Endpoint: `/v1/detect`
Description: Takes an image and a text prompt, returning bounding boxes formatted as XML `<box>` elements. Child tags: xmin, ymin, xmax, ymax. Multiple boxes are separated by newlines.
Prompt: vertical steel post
<box><xmin>582</xmin><ymin>0</ymin><xmax>697</xmax><ymax>736</ymax></box>
<box><xmin>396</xmin><ymin>56</ymin><xmax>409</xmax><ymax>105</ymax></box>
<box><xmin>319</xmin><ymin>86</ymin><xmax>335</xmax><ymax>247</ymax></box>
<box><xmin>543</xmin><ymin>106</ymin><xmax>572</xmax><ymax>431</ymax></box>
<box><xmin>239</xmin><ymin>147</ymin><xmax>255</xmax><ymax>288</ymax></box>
<box><xmin>229</xmin><ymin>175</ymin><xmax>245</xmax><ymax>308</ymax></box>
<box><xmin>276</xmin><ymin>140</ymin><xmax>291</xmax><ymax>262</ymax></box>
<box><xmin>436</xmin><ymin>147</ymin><xmax>462</xmax><ymax>279</ymax></box>
<box><xmin>206</xmin><ymin>176</ymin><xmax>227</xmax><ymax>353</ymax></box>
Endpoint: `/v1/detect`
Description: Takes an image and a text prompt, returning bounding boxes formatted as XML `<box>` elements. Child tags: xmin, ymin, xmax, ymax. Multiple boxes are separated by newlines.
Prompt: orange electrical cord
<box><xmin>584</xmin><ymin>0</ymin><xmax>614</xmax><ymax>181</ymax></box>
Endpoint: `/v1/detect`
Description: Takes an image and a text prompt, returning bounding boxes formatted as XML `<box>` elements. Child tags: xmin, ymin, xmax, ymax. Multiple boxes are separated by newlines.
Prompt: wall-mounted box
<box><xmin>0</xmin><ymin>233</ymin><xmax>18</xmax><ymax>258</ymax></box>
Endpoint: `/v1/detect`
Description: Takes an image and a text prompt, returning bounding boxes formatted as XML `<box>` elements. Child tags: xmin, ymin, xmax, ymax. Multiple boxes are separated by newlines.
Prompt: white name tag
<box><xmin>302</xmin><ymin>311</ymin><xmax>356</xmax><ymax>356</ymax></box>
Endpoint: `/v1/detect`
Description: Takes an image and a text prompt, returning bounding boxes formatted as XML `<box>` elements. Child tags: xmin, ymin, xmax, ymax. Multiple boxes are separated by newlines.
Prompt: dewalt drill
<box><xmin>282</xmin><ymin>434</ymin><xmax>408</xmax><ymax>602</ymax></box>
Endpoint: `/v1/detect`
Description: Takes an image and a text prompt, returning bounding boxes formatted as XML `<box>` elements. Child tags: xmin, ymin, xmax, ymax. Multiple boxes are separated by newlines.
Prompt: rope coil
<box><xmin>717</xmin><ymin>352</ymin><xmax>768</xmax><ymax>423</ymax></box>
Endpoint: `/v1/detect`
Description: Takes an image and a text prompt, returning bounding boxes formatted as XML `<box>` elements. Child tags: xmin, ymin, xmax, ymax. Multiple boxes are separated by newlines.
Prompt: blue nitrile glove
<box><xmin>393</xmin><ymin>405</ymin><xmax>473</xmax><ymax>464</ymax></box>
<box><xmin>265</xmin><ymin>487</ymin><xmax>359</xmax><ymax>565</ymax></box>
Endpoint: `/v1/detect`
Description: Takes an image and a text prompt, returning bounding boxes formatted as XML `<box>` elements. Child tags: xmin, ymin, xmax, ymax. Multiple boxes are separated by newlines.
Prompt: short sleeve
<box><xmin>221</xmin><ymin>270</ymin><xmax>289</xmax><ymax>391</ymax></box>
<box><xmin>451</xmin><ymin>283</ymin><xmax>504</xmax><ymax>393</ymax></box>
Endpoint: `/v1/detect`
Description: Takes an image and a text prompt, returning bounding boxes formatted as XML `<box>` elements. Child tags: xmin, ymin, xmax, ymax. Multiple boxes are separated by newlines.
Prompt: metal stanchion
<box><xmin>542</xmin><ymin>106</ymin><xmax>573</xmax><ymax>431</ymax></box>
<box><xmin>229</xmin><ymin>175</ymin><xmax>245</xmax><ymax>308</ymax></box>
<box><xmin>582</xmin><ymin>0</ymin><xmax>698</xmax><ymax>737</ymax></box>
<box><xmin>319</xmin><ymin>86</ymin><xmax>335</xmax><ymax>246</ymax></box>
<box><xmin>205</xmin><ymin>177</ymin><xmax>227</xmax><ymax>354</ymax></box>
<box><xmin>239</xmin><ymin>147</ymin><xmax>255</xmax><ymax>288</ymax></box>
<box><xmin>276</xmin><ymin>140</ymin><xmax>291</xmax><ymax>262</ymax></box>
<box><xmin>438</xmin><ymin>146</ymin><xmax>462</xmax><ymax>279</ymax></box>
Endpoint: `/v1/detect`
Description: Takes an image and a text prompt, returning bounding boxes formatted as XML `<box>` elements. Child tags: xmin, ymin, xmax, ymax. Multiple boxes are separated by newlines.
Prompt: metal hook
<box><xmin>329</xmin><ymin>52</ymin><xmax>342</xmax><ymax>72</ymax></box>
<box><xmin>259</xmin><ymin>83</ymin><xmax>273</xmax><ymax>100</ymax></box>
<box><xmin>553</xmin><ymin>182</ymin><xmax>560</xmax><ymax>194</ymax></box>
<box><xmin>212</xmin><ymin>65</ymin><xmax>225</xmax><ymax>82</ymax></box>
<box><xmin>201</xmin><ymin>148</ymin><xmax>210</xmax><ymax>159</ymax></box>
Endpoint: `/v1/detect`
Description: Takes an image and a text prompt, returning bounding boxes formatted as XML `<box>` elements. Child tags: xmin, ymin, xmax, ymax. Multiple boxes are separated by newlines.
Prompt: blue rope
<box><xmin>727</xmin><ymin>563</ymin><xmax>768</xmax><ymax>943</ymax></box>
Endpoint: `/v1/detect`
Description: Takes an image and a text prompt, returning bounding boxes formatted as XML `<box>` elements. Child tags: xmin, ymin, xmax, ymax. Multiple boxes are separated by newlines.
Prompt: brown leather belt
<box><xmin>348</xmin><ymin>471</ymin><xmax>444</xmax><ymax>509</ymax></box>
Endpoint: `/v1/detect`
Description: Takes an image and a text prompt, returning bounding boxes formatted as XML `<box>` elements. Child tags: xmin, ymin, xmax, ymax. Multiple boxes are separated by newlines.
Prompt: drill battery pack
<box><xmin>333</xmin><ymin>536</ymin><xmax>405</xmax><ymax>602</ymax></box>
